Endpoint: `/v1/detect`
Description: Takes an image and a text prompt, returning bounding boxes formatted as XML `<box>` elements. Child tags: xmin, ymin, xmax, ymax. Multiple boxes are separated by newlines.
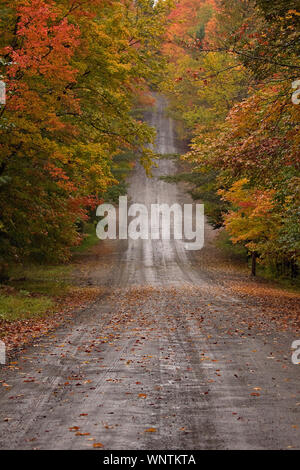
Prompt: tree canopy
<box><xmin>0</xmin><ymin>0</ymin><xmax>171</xmax><ymax>262</ymax></box>
<box><xmin>160</xmin><ymin>0</ymin><xmax>300</xmax><ymax>275</ymax></box>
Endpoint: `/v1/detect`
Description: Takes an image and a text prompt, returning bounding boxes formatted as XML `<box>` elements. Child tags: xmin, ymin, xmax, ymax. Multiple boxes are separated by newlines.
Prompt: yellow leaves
<box><xmin>218</xmin><ymin>178</ymin><xmax>249</xmax><ymax>203</ymax></box>
<box><xmin>89</xmin><ymin>164</ymin><xmax>105</xmax><ymax>176</ymax></box>
<box><xmin>0</xmin><ymin>0</ymin><xmax>171</xmax><ymax>264</ymax></box>
<box><xmin>92</xmin><ymin>27</ymin><xmax>112</xmax><ymax>44</ymax></box>
<box><xmin>220</xmin><ymin>179</ymin><xmax>281</xmax><ymax>249</ymax></box>
<box><xmin>69</xmin><ymin>426</ymin><xmax>80</xmax><ymax>432</ymax></box>
<box><xmin>93</xmin><ymin>442</ymin><xmax>104</xmax><ymax>448</ymax></box>
<box><xmin>287</xmin><ymin>10</ymin><xmax>300</xmax><ymax>17</ymax></box>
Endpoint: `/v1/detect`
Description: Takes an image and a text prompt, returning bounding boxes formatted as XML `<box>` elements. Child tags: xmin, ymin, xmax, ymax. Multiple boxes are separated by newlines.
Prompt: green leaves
<box><xmin>162</xmin><ymin>0</ymin><xmax>300</xmax><ymax>275</ymax></box>
<box><xmin>0</xmin><ymin>0</ymin><xmax>169</xmax><ymax>262</ymax></box>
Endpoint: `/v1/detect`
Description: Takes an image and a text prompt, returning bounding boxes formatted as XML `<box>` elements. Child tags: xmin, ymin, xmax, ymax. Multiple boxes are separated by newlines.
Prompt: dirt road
<box><xmin>0</xmin><ymin>96</ymin><xmax>299</xmax><ymax>450</ymax></box>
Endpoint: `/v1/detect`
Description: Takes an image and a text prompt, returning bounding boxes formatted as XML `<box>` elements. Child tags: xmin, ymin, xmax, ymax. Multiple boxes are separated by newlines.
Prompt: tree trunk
<box><xmin>291</xmin><ymin>260</ymin><xmax>298</xmax><ymax>279</ymax></box>
<box><xmin>251</xmin><ymin>252</ymin><xmax>257</xmax><ymax>276</ymax></box>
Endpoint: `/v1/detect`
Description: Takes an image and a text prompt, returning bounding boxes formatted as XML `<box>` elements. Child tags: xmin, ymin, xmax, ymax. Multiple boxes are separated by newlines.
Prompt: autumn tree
<box><xmin>0</xmin><ymin>0</ymin><xmax>171</xmax><ymax>265</ymax></box>
<box><xmin>162</xmin><ymin>0</ymin><xmax>300</xmax><ymax>277</ymax></box>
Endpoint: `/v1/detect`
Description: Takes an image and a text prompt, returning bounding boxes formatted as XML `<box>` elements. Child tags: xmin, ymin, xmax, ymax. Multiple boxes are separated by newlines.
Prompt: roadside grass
<box><xmin>255</xmin><ymin>265</ymin><xmax>300</xmax><ymax>291</ymax></box>
<box><xmin>8</xmin><ymin>264</ymin><xmax>72</xmax><ymax>297</ymax></box>
<box><xmin>0</xmin><ymin>291</ymin><xmax>54</xmax><ymax>323</ymax></box>
<box><xmin>0</xmin><ymin>223</ymin><xmax>100</xmax><ymax>326</ymax></box>
<box><xmin>0</xmin><ymin>264</ymin><xmax>71</xmax><ymax>327</ymax></box>
<box><xmin>215</xmin><ymin>230</ymin><xmax>300</xmax><ymax>291</ymax></box>
<box><xmin>73</xmin><ymin>222</ymin><xmax>99</xmax><ymax>254</ymax></box>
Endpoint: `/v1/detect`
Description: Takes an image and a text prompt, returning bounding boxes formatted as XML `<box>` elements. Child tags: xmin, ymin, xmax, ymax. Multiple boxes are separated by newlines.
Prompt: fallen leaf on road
<box><xmin>69</xmin><ymin>426</ymin><xmax>80</xmax><ymax>432</ymax></box>
<box><xmin>145</xmin><ymin>428</ymin><xmax>156</xmax><ymax>432</ymax></box>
